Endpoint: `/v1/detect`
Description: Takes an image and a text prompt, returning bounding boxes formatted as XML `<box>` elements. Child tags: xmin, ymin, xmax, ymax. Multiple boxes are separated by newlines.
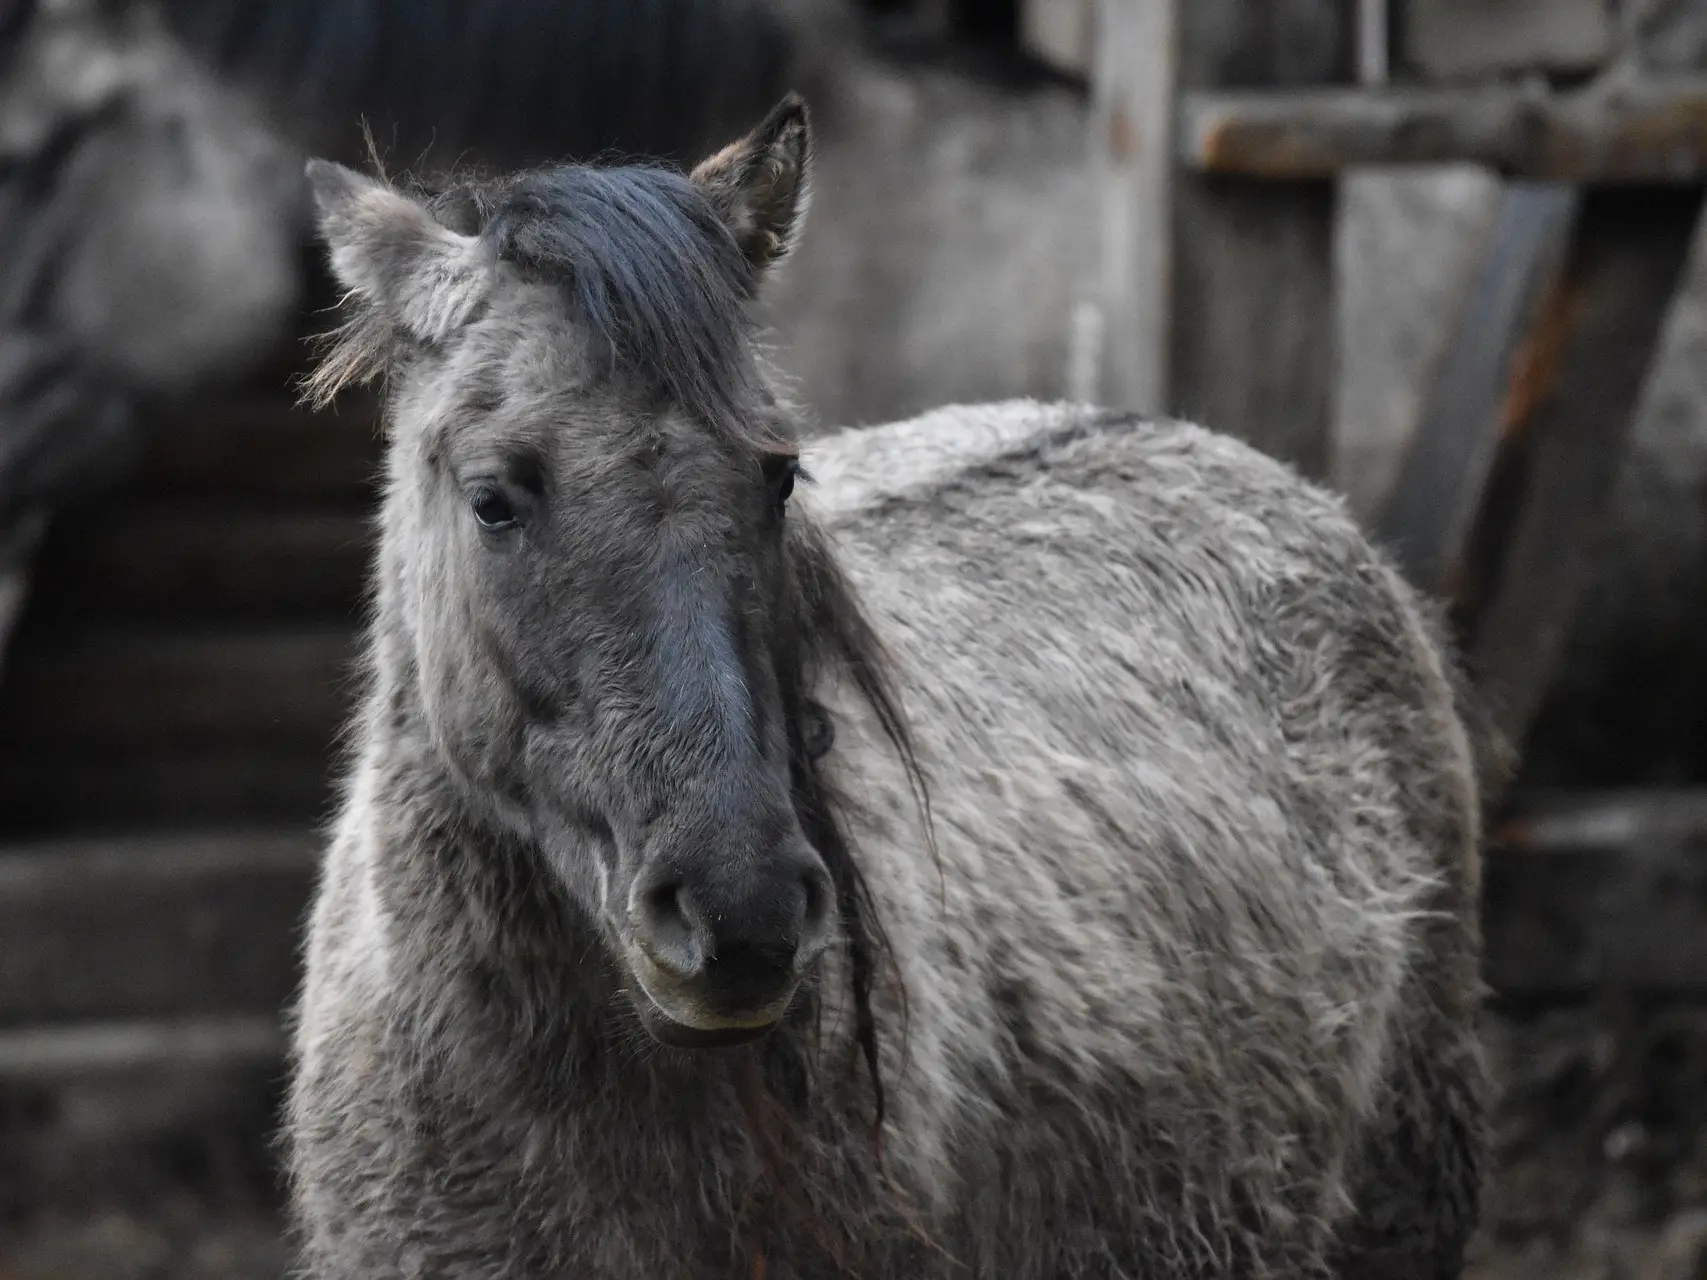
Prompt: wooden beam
<box><xmin>1374</xmin><ymin>181</ymin><xmax>1581</xmax><ymax>597</ymax></box>
<box><xmin>1484</xmin><ymin>843</ymin><xmax>1707</xmax><ymax>996</ymax></box>
<box><xmin>25</xmin><ymin>506</ymin><xmax>372</xmax><ymax>623</ymax></box>
<box><xmin>132</xmin><ymin>392</ymin><xmax>382</xmax><ymax>502</ymax></box>
<box><xmin>0</xmin><ymin>1016</ymin><xmax>285</xmax><ymax>1199</ymax></box>
<box><xmin>1492</xmin><ymin>787</ymin><xmax>1707</xmax><ymax>853</ymax></box>
<box><xmin>0</xmin><ymin>747</ymin><xmax>333</xmax><ymax>833</ymax></box>
<box><xmin>1464</xmin><ymin>188</ymin><xmax>1704</xmax><ymax>754</ymax></box>
<box><xmin>1483</xmin><ymin>788</ymin><xmax>1707</xmax><ymax>996</ymax></box>
<box><xmin>0</xmin><ymin>834</ymin><xmax>316</xmax><ymax>1024</ymax></box>
<box><xmin>1180</xmin><ymin>79</ymin><xmax>1707</xmax><ymax>182</ymax></box>
<box><xmin>0</xmin><ymin>1016</ymin><xmax>285</xmax><ymax>1081</ymax></box>
<box><xmin>1090</xmin><ymin>0</ymin><xmax>1179</xmax><ymax>414</ymax></box>
<box><xmin>0</xmin><ymin>626</ymin><xmax>357</xmax><ymax>749</ymax></box>
<box><xmin>1162</xmin><ymin>0</ymin><xmax>1351</xmax><ymax>478</ymax></box>
<box><xmin>1375</xmin><ymin>186</ymin><xmax>1702</xmax><ymax>757</ymax></box>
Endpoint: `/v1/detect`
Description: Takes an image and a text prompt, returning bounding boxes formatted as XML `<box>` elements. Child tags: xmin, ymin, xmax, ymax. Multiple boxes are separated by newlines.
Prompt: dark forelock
<box><xmin>465</xmin><ymin>164</ymin><xmax>764</xmax><ymax>438</ymax></box>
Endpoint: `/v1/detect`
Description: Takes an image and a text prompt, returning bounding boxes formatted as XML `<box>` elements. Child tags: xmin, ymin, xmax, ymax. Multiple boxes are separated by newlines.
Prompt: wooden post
<box><xmin>1376</xmin><ymin>184</ymin><xmax>1704</xmax><ymax>760</ymax></box>
<box><xmin>0</xmin><ymin>515</ymin><xmax>41</xmax><ymax>686</ymax></box>
<box><xmin>1465</xmin><ymin>188</ymin><xmax>1705</xmax><ymax>754</ymax></box>
<box><xmin>1090</xmin><ymin>0</ymin><xmax>1179</xmax><ymax>414</ymax></box>
<box><xmin>1357</xmin><ymin>0</ymin><xmax>1389</xmax><ymax>86</ymax></box>
<box><xmin>1166</xmin><ymin>1</ymin><xmax>1352</xmax><ymax>477</ymax></box>
<box><xmin>1375</xmin><ymin>182</ymin><xmax>1582</xmax><ymax>595</ymax></box>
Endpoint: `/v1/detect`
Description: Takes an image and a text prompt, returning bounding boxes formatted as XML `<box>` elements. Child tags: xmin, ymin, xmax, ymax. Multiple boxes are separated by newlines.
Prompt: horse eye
<box><xmin>763</xmin><ymin>456</ymin><xmax>798</xmax><ymax>508</ymax></box>
<box><xmin>471</xmin><ymin>488</ymin><xmax>518</xmax><ymax>531</ymax></box>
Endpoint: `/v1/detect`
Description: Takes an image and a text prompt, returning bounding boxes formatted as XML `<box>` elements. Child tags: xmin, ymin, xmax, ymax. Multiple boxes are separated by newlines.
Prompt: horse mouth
<box><xmin>622</xmin><ymin>951</ymin><xmax>792</xmax><ymax>1049</ymax></box>
<box><xmin>628</xmin><ymin>989</ymin><xmax>780</xmax><ymax>1048</ymax></box>
<box><xmin>636</xmin><ymin>1002</ymin><xmax>778</xmax><ymax>1048</ymax></box>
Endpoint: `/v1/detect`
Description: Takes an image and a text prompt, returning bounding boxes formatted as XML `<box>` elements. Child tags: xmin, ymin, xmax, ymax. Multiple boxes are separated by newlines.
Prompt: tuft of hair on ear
<box><xmin>299</xmin><ymin>158</ymin><xmax>491</xmax><ymax>409</ymax></box>
<box><xmin>690</xmin><ymin>92</ymin><xmax>813</xmax><ymax>280</ymax></box>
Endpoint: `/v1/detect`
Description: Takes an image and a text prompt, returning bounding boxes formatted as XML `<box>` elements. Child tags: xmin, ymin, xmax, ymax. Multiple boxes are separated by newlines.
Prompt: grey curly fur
<box><xmin>288</xmin><ymin>104</ymin><xmax>1489</xmax><ymax>1280</ymax></box>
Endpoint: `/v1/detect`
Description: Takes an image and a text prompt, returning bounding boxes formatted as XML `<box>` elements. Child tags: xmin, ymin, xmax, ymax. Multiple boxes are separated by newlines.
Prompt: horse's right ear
<box><xmin>305</xmin><ymin>159</ymin><xmax>488</xmax><ymax>343</ymax></box>
<box><xmin>690</xmin><ymin>94</ymin><xmax>812</xmax><ymax>278</ymax></box>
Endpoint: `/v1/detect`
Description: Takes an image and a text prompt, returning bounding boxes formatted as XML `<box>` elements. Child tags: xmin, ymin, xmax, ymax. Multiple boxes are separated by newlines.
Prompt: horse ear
<box><xmin>690</xmin><ymin>93</ymin><xmax>812</xmax><ymax>277</ymax></box>
<box><xmin>304</xmin><ymin>159</ymin><xmax>488</xmax><ymax>343</ymax></box>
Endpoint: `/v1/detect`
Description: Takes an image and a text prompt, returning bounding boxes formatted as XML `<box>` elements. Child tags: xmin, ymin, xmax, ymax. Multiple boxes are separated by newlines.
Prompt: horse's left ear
<box><xmin>691</xmin><ymin>93</ymin><xmax>812</xmax><ymax>277</ymax></box>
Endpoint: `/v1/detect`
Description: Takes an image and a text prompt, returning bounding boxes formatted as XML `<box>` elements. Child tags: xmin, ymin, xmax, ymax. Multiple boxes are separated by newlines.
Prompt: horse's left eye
<box><xmin>763</xmin><ymin>455</ymin><xmax>799</xmax><ymax>510</ymax></box>
<box><xmin>472</xmin><ymin>488</ymin><xmax>518</xmax><ymax>530</ymax></box>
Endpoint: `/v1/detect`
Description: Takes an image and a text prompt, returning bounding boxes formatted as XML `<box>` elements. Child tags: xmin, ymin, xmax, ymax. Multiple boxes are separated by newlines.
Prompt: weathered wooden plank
<box><xmin>1356</xmin><ymin>0</ymin><xmax>1389</xmax><ymax>87</ymax></box>
<box><xmin>25</xmin><ymin>506</ymin><xmax>372</xmax><ymax>622</ymax></box>
<box><xmin>1403</xmin><ymin>0</ymin><xmax>1613</xmax><ymax>82</ymax></box>
<box><xmin>0</xmin><ymin>1016</ymin><xmax>285</xmax><ymax>1198</ymax></box>
<box><xmin>1374</xmin><ymin>186</ymin><xmax>1702</xmax><ymax>757</ymax></box>
<box><xmin>1090</xmin><ymin>0</ymin><xmax>1179</xmax><ymax>414</ymax></box>
<box><xmin>1374</xmin><ymin>182</ymin><xmax>1581</xmax><ymax>596</ymax></box>
<box><xmin>1464</xmin><ymin>188</ymin><xmax>1704</xmax><ymax>755</ymax></box>
<box><xmin>1483</xmin><ymin>788</ymin><xmax>1707</xmax><ymax>995</ymax></box>
<box><xmin>1163</xmin><ymin>0</ymin><xmax>1350</xmax><ymax>478</ymax></box>
<box><xmin>0</xmin><ymin>834</ymin><xmax>317</xmax><ymax>1024</ymax></box>
<box><xmin>0</xmin><ymin>627</ymin><xmax>358</xmax><ymax>748</ymax></box>
<box><xmin>0</xmin><ymin>747</ymin><xmax>333</xmax><ymax>833</ymax></box>
<box><xmin>1181</xmin><ymin>79</ymin><xmax>1707</xmax><ymax>182</ymax></box>
<box><xmin>0</xmin><ymin>1016</ymin><xmax>285</xmax><ymax>1081</ymax></box>
<box><xmin>1484</xmin><ymin>843</ymin><xmax>1707</xmax><ymax>996</ymax></box>
<box><xmin>1493</xmin><ymin>788</ymin><xmax>1707</xmax><ymax>853</ymax></box>
<box><xmin>131</xmin><ymin>393</ymin><xmax>383</xmax><ymax>502</ymax></box>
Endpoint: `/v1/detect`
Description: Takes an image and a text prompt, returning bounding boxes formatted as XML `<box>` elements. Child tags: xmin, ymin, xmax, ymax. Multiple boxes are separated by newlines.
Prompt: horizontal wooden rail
<box><xmin>0</xmin><ymin>626</ymin><xmax>358</xmax><ymax>749</ymax></box>
<box><xmin>1486</xmin><ymin>788</ymin><xmax>1707</xmax><ymax>996</ymax></box>
<box><xmin>1493</xmin><ymin>787</ymin><xmax>1707</xmax><ymax>852</ymax></box>
<box><xmin>1180</xmin><ymin>79</ymin><xmax>1707</xmax><ymax>181</ymax></box>
<box><xmin>0</xmin><ymin>833</ymin><xmax>317</xmax><ymax>1025</ymax></box>
<box><xmin>0</xmin><ymin>1015</ymin><xmax>285</xmax><ymax>1081</ymax></box>
<box><xmin>0</xmin><ymin>800</ymin><xmax>1700</xmax><ymax>1047</ymax></box>
<box><xmin>0</xmin><ymin>747</ymin><xmax>334</xmax><ymax>831</ymax></box>
<box><xmin>27</xmin><ymin>506</ymin><xmax>373</xmax><ymax>622</ymax></box>
<box><xmin>131</xmin><ymin>392</ymin><xmax>383</xmax><ymax>501</ymax></box>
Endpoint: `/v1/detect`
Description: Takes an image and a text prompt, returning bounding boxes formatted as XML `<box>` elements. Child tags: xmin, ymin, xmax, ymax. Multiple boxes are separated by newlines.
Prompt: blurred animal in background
<box><xmin>0</xmin><ymin>0</ymin><xmax>798</xmax><ymax>670</ymax></box>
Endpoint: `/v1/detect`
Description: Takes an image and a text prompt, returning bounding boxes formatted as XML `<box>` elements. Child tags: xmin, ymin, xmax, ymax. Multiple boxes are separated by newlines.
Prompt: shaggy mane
<box><xmin>307</xmin><ymin>159</ymin><xmax>785</xmax><ymax>450</ymax></box>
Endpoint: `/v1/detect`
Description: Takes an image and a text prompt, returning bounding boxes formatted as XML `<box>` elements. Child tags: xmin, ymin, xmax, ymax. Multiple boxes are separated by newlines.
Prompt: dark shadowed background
<box><xmin>6</xmin><ymin>1</ymin><xmax>1707</xmax><ymax>1276</ymax></box>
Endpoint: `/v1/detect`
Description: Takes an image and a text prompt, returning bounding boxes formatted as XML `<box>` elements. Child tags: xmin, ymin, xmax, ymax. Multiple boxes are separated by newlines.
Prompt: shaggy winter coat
<box><xmin>291</xmin><ymin>398</ymin><xmax>1487</xmax><ymax>1278</ymax></box>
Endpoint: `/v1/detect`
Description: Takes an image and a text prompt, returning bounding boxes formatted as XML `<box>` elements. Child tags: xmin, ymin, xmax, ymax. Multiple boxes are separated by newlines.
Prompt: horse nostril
<box><xmin>635</xmin><ymin>880</ymin><xmax>709</xmax><ymax>981</ymax></box>
<box><xmin>796</xmin><ymin>865</ymin><xmax>835</xmax><ymax>969</ymax></box>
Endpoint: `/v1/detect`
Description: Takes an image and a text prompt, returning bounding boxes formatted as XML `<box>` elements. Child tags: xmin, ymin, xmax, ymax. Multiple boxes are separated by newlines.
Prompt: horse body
<box><xmin>289</xmin><ymin>101</ymin><xmax>1487</xmax><ymax>1278</ymax></box>
<box><xmin>812</xmin><ymin>402</ymin><xmax>1486</xmax><ymax>1278</ymax></box>
<box><xmin>294</xmin><ymin>398</ymin><xmax>1485</xmax><ymax>1279</ymax></box>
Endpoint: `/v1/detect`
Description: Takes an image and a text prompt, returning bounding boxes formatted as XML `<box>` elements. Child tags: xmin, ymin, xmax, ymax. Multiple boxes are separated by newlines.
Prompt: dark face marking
<box><xmin>405</xmin><ymin>310</ymin><xmax>826</xmax><ymax>1042</ymax></box>
<box><xmin>650</xmin><ymin>527</ymin><xmax>760</xmax><ymax>766</ymax></box>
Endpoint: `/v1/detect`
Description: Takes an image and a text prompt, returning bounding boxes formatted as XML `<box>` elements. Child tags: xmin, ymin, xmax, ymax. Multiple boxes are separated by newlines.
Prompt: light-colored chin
<box><xmin>625</xmin><ymin>948</ymin><xmax>799</xmax><ymax>1035</ymax></box>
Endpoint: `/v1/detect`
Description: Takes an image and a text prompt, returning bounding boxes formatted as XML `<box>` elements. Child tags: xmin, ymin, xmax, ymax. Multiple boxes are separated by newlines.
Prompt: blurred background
<box><xmin>4</xmin><ymin>0</ymin><xmax>1707</xmax><ymax>1276</ymax></box>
